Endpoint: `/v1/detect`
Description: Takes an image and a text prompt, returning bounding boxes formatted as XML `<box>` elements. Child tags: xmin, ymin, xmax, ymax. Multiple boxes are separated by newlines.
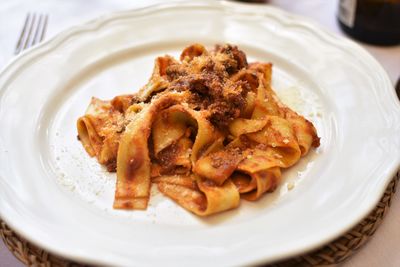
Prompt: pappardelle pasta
<box><xmin>77</xmin><ymin>44</ymin><xmax>320</xmax><ymax>216</ymax></box>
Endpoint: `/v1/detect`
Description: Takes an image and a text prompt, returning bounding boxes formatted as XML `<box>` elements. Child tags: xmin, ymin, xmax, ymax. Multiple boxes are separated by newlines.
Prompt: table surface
<box><xmin>0</xmin><ymin>1</ymin><xmax>399</xmax><ymax>266</ymax></box>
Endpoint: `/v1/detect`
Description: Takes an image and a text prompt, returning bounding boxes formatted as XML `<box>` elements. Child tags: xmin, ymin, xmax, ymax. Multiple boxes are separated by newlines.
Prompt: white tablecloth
<box><xmin>0</xmin><ymin>1</ymin><xmax>399</xmax><ymax>266</ymax></box>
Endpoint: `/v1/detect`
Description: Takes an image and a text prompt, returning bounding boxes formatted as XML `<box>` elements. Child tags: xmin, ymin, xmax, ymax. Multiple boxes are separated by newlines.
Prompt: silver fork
<box><xmin>14</xmin><ymin>13</ymin><xmax>48</xmax><ymax>55</ymax></box>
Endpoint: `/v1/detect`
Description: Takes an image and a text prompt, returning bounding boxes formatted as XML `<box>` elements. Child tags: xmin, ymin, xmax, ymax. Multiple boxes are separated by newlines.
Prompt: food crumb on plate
<box><xmin>287</xmin><ymin>182</ymin><xmax>295</xmax><ymax>191</ymax></box>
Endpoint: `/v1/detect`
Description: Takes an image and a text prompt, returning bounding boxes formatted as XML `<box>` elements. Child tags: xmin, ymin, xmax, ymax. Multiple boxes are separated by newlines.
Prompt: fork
<box><xmin>14</xmin><ymin>13</ymin><xmax>48</xmax><ymax>55</ymax></box>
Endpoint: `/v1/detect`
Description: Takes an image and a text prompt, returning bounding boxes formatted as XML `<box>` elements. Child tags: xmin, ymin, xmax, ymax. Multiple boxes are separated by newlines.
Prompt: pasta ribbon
<box><xmin>156</xmin><ymin>175</ymin><xmax>240</xmax><ymax>216</ymax></box>
<box><xmin>114</xmin><ymin>92</ymin><xmax>188</xmax><ymax>209</ymax></box>
<box><xmin>193</xmin><ymin>148</ymin><xmax>244</xmax><ymax>186</ymax></box>
<box><xmin>137</xmin><ymin>56</ymin><xmax>177</xmax><ymax>101</ymax></box>
<box><xmin>154</xmin><ymin>105</ymin><xmax>223</xmax><ymax>163</ymax></box>
<box><xmin>77</xmin><ymin>96</ymin><xmax>128</xmax><ymax>171</ymax></box>
<box><xmin>77</xmin><ymin>44</ymin><xmax>320</xmax><ymax>216</ymax></box>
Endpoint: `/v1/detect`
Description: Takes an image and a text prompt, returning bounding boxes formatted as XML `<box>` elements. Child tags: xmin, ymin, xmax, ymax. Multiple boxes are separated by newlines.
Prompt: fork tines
<box><xmin>15</xmin><ymin>13</ymin><xmax>48</xmax><ymax>55</ymax></box>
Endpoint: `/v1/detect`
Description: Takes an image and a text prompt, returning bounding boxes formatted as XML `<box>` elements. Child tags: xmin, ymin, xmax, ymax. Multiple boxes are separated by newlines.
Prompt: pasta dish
<box><xmin>77</xmin><ymin>44</ymin><xmax>320</xmax><ymax>216</ymax></box>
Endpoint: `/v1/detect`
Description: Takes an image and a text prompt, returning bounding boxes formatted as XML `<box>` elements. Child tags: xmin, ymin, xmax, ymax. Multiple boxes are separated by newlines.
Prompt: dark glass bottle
<box><xmin>338</xmin><ymin>0</ymin><xmax>400</xmax><ymax>46</ymax></box>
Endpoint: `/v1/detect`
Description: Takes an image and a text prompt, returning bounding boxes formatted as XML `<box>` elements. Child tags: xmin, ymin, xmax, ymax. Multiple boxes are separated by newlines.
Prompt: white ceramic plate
<box><xmin>0</xmin><ymin>1</ymin><xmax>399</xmax><ymax>266</ymax></box>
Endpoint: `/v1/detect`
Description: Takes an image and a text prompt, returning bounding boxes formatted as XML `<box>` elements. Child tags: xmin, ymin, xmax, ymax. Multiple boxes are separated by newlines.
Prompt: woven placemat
<box><xmin>1</xmin><ymin>172</ymin><xmax>398</xmax><ymax>267</ymax></box>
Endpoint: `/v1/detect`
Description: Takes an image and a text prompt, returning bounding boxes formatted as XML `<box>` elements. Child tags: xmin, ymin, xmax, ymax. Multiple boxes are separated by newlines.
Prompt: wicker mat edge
<box><xmin>1</xmin><ymin>172</ymin><xmax>399</xmax><ymax>267</ymax></box>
